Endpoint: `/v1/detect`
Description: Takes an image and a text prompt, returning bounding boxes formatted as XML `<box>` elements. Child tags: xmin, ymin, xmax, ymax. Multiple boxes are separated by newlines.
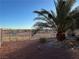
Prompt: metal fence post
<box><xmin>0</xmin><ymin>28</ymin><xmax>2</xmax><ymax>48</ymax></box>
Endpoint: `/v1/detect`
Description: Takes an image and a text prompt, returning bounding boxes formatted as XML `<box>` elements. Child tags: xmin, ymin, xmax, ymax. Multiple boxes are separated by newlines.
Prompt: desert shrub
<box><xmin>39</xmin><ymin>38</ymin><xmax>47</xmax><ymax>43</ymax></box>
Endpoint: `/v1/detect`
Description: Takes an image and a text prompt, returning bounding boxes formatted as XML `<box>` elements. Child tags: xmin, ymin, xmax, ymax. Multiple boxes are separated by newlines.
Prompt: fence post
<box><xmin>0</xmin><ymin>28</ymin><xmax>2</xmax><ymax>48</ymax></box>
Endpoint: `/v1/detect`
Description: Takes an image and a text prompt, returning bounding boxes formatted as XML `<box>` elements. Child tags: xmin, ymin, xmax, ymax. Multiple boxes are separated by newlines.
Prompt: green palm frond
<box><xmin>32</xmin><ymin>0</ymin><xmax>79</xmax><ymax>36</ymax></box>
<box><xmin>34</xmin><ymin>9</ymin><xmax>56</xmax><ymax>20</ymax></box>
<box><xmin>34</xmin><ymin>9</ymin><xmax>57</xmax><ymax>29</ymax></box>
<box><xmin>34</xmin><ymin>10</ymin><xmax>48</xmax><ymax>19</ymax></box>
<box><xmin>70</xmin><ymin>6</ymin><xmax>79</xmax><ymax>18</ymax></box>
<box><xmin>54</xmin><ymin>0</ymin><xmax>76</xmax><ymax>18</ymax></box>
<box><xmin>65</xmin><ymin>0</ymin><xmax>76</xmax><ymax>13</ymax></box>
<box><xmin>33</xmin><ymin>22</ymin><xmax>55</xmax><ymax>28</ymax></box>
<box><xmin>32</xmin><ymin>28</ymin><xmax>41</xmax><ymax>36</ymax></box>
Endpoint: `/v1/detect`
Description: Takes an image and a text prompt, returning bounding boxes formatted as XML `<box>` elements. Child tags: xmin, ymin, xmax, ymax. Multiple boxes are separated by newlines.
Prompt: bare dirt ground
<box><xmin>0</xmin><ymin>40</ymin><xmax>79</xmax><ymax>59</ymax></box>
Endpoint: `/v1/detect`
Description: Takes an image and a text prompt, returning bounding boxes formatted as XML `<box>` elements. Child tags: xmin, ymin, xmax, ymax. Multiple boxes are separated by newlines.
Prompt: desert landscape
<box><xmin>0</xmin><ymin>0</ymin><xmax>79</xmax><ymax>59</ymax></box>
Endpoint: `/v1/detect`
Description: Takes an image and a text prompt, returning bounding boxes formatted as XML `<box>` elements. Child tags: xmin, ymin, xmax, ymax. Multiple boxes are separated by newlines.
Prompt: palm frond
<box><xmin>70</xmin><ymin>6</ymin><xmax>79</xmax><ymax>18</ymax></box>
<box><xmin>34</xmin><ymin>9</ymin><xmax>57</xmax><ymax>29</ymax></box>
<box><xmin>34</xmin><ymin>16</ymin><xmax>47</xmax><ymax>22</ymax></box>
<box><xmin>33</xmin><ymin>22</ymin><xmax>53</xmax><ymax>28</ymax></box>
<box><xmin>34</xmin><ymin>9</ymin><xmax>56</xmax><ymax>21</ymax></box>
<box><xmin>33</xmin><ymin>0</ymin><xmax>78</xmax><ymax>36</ymax></box>
<box><xmin>34</xmin><ymin>10</ymin><xmax>48</xmax><ymax>19</ymax></box>
<box><xmin>32</xmin><ymin>28</ymin><xmax>41</xmax><ymax>36</ymax></box>
<box><xmin>54</xmin><ymin>0</ymin><xmax>76</xmax><ymax>18</ymax></box>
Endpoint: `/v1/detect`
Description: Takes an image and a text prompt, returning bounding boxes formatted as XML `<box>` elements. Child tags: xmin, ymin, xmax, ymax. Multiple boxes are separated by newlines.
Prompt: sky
<box><xmin>0</xmin><ymin>0</ymin><xmax>79</xmax><ymax>29</ymax></box>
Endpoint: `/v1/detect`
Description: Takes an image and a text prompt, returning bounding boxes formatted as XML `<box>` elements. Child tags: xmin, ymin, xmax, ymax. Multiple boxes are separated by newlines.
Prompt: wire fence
<box><xmin>0</xmin><ymin>29</ymin><xmax>56</xmax><ymax>42</ymax></box>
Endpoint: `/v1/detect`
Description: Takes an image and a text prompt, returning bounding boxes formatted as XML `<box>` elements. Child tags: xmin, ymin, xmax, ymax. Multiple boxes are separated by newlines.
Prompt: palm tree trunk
<box><xmin>56</xmin><ymin>31</ymin><xmax>65</xmax><ymax>41</ymax></box>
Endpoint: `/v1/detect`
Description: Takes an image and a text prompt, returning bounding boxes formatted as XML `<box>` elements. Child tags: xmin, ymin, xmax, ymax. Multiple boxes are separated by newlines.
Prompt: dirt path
<box><xmin>0</xmin><ymin>40</ymin><xmax>38</xmax><ymax>59</ymax></box>
<box><xmin>0</xmin><ymin>40</ymin><xmax>79</xmax><ymax>59</ymax></box>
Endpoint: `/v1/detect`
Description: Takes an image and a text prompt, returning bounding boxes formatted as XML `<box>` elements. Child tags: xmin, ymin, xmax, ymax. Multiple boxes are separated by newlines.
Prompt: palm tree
<box><xmin>32</xmin><ymin>0</ymin><xmax>79</xmax><ymax>41</ymax></box>
<box><xmin>72</xmin><ymin>7</ymin><xmax>79</xmax><ymax>29</ymax></box>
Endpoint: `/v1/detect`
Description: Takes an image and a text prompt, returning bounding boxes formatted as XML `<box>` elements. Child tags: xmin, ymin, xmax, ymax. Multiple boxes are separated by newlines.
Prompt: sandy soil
<box><xmin>0</xmin><ymin>40</ymin><xmax>79</xmax><ymax>59</ymax></box>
